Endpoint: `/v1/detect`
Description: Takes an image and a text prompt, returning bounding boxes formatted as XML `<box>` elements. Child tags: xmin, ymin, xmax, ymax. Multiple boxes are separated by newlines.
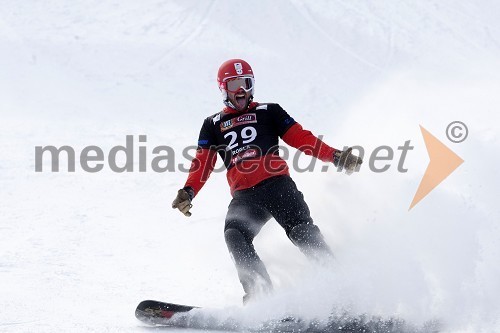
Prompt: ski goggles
<box><xmin>224</xmin><ymin>76</ymin><xmax>255</xmax><ymax>93</ymax></box>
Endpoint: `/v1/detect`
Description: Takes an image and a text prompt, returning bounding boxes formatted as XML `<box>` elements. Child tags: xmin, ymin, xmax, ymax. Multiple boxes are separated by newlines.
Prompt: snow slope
<box><xmin>1</xmin><ymin>0</ymin><xmax>500</xmax><ymax>332</ymax></box>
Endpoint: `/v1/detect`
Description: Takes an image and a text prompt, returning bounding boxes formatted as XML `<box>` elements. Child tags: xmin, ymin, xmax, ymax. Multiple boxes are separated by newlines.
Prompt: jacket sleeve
<box><xmin>184</xmin><ymin>117</ymin><xmax>219</xmax><ymax>197</ymax></box>
<box><xmin>184</xmin><ymin>148</ymin><xmax>217</xmax><ymax>198</ymax></box>
<box><xmin>282</xmin><ymin>123</ymin><xmax>337</xmax><ymax>163</ymax></box>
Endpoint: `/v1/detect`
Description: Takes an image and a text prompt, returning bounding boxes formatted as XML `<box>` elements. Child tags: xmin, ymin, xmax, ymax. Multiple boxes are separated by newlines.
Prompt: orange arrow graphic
<box><xmin>409</xmin><ymin>125</ymin><xmax>464</xmax><ymax>210</ymax></box>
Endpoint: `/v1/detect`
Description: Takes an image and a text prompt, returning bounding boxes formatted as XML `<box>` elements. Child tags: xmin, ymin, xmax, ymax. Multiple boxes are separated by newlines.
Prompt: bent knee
<box><xmin>224</xmin><ymin>227</ymin><xmax>246</xmax><ymax>245</ymax></box>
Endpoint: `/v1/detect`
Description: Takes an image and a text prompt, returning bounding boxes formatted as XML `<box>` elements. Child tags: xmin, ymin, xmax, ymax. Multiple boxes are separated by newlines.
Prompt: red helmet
<box><xmin>217</xmin><ymin>59</ymin><xmax>255</xmax><ymax>111</ymax></box>
<box><xmin>217</xmin><ymin>59</ymin><xmax>254</xmax><ymax>85</ymax></box>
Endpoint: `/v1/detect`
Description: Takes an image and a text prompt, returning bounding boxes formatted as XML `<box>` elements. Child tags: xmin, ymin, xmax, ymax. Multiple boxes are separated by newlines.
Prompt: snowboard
<box><xmin>135</xmin><ymin>299</ymin><xmax>441</xmax><ymax>332</ymax></box>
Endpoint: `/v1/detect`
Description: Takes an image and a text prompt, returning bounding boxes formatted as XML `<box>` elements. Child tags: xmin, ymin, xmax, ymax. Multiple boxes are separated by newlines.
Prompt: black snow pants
<box><xmin>224</xmin><ymin>175</ymin><xmax>332</xmax><ymax>299</ymax></box>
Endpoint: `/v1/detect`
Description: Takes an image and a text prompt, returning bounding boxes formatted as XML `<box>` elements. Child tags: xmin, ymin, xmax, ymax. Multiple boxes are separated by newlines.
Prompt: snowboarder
<box><xmin>172</xmin><ymin>59</ymin><xmax>362</xmax><ymax>304</ymax></box>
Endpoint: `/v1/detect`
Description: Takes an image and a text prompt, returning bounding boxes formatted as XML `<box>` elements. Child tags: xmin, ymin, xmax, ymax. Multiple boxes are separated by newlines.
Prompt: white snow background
<box><xmin>1</xmin><ymin>0</ymin><xmax>500</xmax><ymax>332</ymax></box>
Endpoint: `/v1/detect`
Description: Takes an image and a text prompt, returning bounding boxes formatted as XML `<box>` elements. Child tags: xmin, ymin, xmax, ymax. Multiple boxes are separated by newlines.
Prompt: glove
<box><xmin>333</xmin><ymin>147</ymin><xmax>362</xmax><ymax>175</ymax></box>
<box><xmin>172</xmin><ymin>187</ymin><xmax>194</xmax><ymax>217</ymax></box>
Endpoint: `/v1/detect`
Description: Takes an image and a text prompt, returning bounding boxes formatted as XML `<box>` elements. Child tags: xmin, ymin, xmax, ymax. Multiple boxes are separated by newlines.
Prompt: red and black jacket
<box><xmin>185</xmin><ymin>102</ymin><xmax>337</xmax><ymax>197</ymax></box>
